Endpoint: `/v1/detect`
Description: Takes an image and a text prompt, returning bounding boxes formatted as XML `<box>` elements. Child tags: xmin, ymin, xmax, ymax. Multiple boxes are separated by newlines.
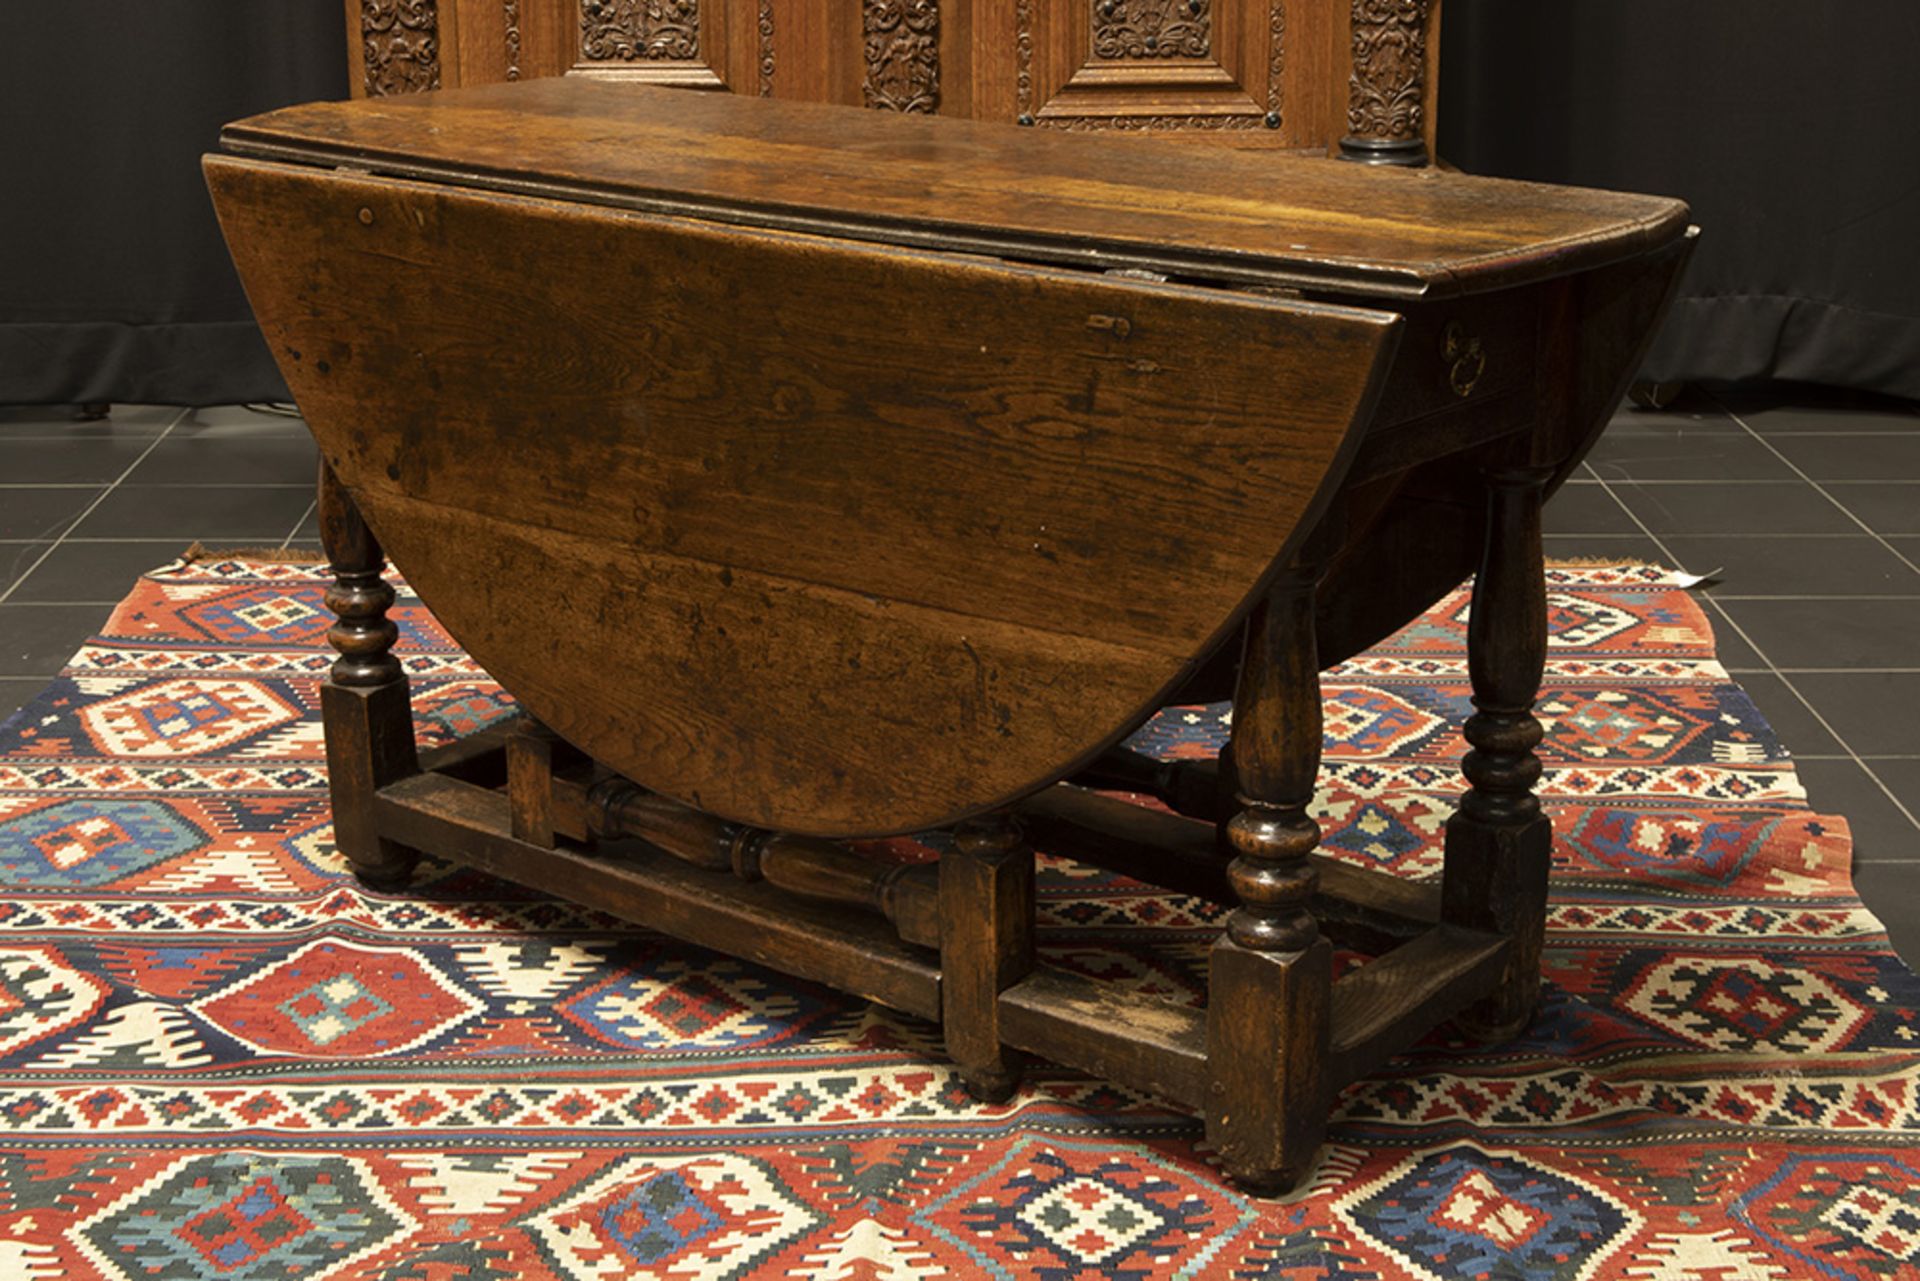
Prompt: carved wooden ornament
<box><xmin>361</xmin><ymin>0</ymin><xmax>442</xmax><ymax>96</ymax></box>
<box><xmin>863</xmin><ymin>0</ymin><xmax>940</xmax><ymax>113</ymax></box>
<box><xmin>580</xmin><ymin>0</ymin><xmax>700</xmax><ymax>62</ymax></box>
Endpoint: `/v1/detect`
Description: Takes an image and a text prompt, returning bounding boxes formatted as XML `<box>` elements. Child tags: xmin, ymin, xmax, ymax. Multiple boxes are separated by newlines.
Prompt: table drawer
<box><xmin>1363</xmin><ymin>289</ymin><xmax>1541</xmax><ymax>431</ymax></box>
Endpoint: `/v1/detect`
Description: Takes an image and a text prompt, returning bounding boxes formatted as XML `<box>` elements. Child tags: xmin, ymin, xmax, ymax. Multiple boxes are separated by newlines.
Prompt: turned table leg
<box><xmin>1442</xmin><ymin>465</ymin><xmax>1554</xmax><ymax>1039</ymax></box>
<box><xmin>1206</xmin><ymin>554</ymin><xmax>1332</xmax><ymax>1194</ymax></box>
<box><xmin>942</xmin><ymin>810</ymin><xmax>1035</xmax><ymax>1102</ymax></box>
<box><xmin>318</xmin><ymin>459</ymin><xmax>421</xmax><ymax>890</ymax></box>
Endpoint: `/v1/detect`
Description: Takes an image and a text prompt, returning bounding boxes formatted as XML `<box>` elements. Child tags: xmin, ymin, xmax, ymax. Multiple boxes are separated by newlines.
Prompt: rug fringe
<box><xmin>180</xmin><ymin>541</ymin><xmax>330</xmax><ymax>566</ymax></box>
<box><xmin>1545</xmin><ymin>555</ymin><xmax>1670</xmax><ymax>569</ymax></box>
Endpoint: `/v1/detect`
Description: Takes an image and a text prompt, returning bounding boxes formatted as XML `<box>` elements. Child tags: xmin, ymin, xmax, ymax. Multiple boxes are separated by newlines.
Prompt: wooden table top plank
<box><xmin>221</xmin><ymin>79</ymin><xmax>1690</xmax><ymax>300</ymax></box>
<box><xmin>206</xmin><ymin>153</ymin><xmax>1400</xmax><ymax>834</ymax></box>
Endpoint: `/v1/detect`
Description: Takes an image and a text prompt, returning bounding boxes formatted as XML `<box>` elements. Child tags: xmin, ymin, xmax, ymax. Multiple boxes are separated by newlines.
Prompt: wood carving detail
<box><xmin>1268</xmin><ymin>0</ymin><xmax>1285</xmax><ymax>119</ymax></box>
<box><xmin>863</xmin><ymin>0</ymin><xmax>940</xmax><ymax>113</ymax></box>
<box><xmin>1015</xmin><ymin>0</ymin><xmax>1034</xmax><ymax>118</ymax></box>
<box><xmin>758</xmin><ymin>0</ymin><xmax>774</xmax><ymax>95</ymax></box>
<box><xmin>580</xmin><ymin>0</ymin><xmax>700</xmax><ymax>61</ymax></box>
<box><xmin>1093</xmin><ymin>0</ymin><xmax>1211</xmax><ymax>60</ymax></box>
<box><xmin>1040</xmin><ymin>114</ymin><xmax>1261</xmax><ymax>132</ymax></box>
<box><xmin>361</xmin><ymin>0</ymin><xmax>441</xmax><ymax>96</ymax></box>
<box><xmin>1346</xmin><ymin>0</ymin><xmax>1428</xmax><ymax>141</ymax></box>
<box><xmin>503</xmin><ymin>0</ymin><xmax>522</xmax><ymax>79</ymax></box>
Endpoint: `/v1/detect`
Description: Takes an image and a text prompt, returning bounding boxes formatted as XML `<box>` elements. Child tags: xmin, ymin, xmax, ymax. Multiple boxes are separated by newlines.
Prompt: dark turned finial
<box><xmin>1225</xmin><ymin>806</ymin><xmax>1320</xmax><ymax>951</ymax></box>
<box><xmin>317</xmin><ymin>460</ymin><xmax>402</xmax><ymax>688</ymax></box>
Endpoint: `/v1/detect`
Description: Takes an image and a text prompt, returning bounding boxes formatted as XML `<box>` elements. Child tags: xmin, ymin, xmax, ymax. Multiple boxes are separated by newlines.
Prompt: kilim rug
<box><xmin>1</xmin><ymin>556</ymin><xmax>1916</xmax><ymax>1280</ymax></box>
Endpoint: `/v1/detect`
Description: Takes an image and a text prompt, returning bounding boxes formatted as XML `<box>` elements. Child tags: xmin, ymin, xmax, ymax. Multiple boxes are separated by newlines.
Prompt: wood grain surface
<box><xmin>206</xmin><ymin>155</ymin><xmax>1398</xmax><ymax>836</ymax></box>
<box><xmin>220</xmin><ymin>78</ymin><xmax>1689</xmax><ymax>300</ymax></box>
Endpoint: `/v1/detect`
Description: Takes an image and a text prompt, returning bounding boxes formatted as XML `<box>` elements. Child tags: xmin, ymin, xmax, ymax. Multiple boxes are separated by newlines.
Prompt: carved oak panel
<box><xmin>864</xmin><ymin>0</ymin><xmax>940</xmax><ymax>113</ymax></box>
<box><xmin>580</xmin><ymin>0</ymin><xmax>699</xmax><ymax>59</ymax></box>
<box><xmin>573</xmin><ymin>0</ymin><xmax>731</xmax><ymax>88</ymax></box>
<box><xmin>360</xmin><ymin>0</ymin><xmax>443</xmax><ymax>96</ymax></box>
<box><xmin>344</xmin><ymin>0</ymin><xmax>1434</xmax><ymax>157</ymax></box>
<box><xmin>1093</xmin><ymin>0</ymin><xmax>1212</xmax><ymax>60</ymax></box>
<box><xmin>1016</xmin><ymin>0</ymin><xmax>1283</xmax><ymax>135</ymax></box>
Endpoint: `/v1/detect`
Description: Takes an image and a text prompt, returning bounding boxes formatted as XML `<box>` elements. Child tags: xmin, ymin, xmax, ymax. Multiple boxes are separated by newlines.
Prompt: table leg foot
<box><xmin>1204</xmin><ymin>551</ymin><xmax>1332</xmax><ymax>1194</ymax></box>
<box><xmin>1206</xmin><ymin>935</ymin><xmax>1331</xmax><ymax>1194</ymax></box>
<box><xmin>957</xmin><ymin>1063</ymin><xmax>1023</xmax><ymax>1105</ymax></box>
<box><xmin>1444</xmin><ymin>812</ymin><xmax>1551</xmax><ymax>1041</ymax></box>
<box><xmin>941</xmin><ymin>812</ymin><xmax>1034</xmax><ymax>1102</ymax></box>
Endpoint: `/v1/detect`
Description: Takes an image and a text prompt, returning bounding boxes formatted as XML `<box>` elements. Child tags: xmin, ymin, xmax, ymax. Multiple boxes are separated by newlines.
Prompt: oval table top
<box><xmin>220</xmin><ymin>79</ymin><xmax>1691</xmax><ymax>302</ymax></box>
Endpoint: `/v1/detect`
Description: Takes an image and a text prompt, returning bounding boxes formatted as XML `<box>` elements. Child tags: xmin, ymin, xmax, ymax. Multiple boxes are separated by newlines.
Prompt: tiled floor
<box><xmin>0</xmin><ymin>403</ymin><xmax>319</xmax><ymax>722</ymax></box>
<box><xmin>2</xmin><ymin>390</ymin><xmax>1917</xmax><ymax>956</ymax></box>
<box><xmin>1549</xmin><ymin>385</ymin><xmax>1920</xmax><ymax>960</ymax></box>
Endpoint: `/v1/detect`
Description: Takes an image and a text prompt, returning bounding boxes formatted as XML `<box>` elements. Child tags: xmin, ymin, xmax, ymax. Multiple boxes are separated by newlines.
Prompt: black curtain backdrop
<box><xmin>0</xmin><ymin>4</ymin><xmax>346</xmax><ymax>406</ymax></box>
<box><xmin>1440</xmin><ymin>0</ymin><xmax>1920</xmax><ymax>401</ymax></box>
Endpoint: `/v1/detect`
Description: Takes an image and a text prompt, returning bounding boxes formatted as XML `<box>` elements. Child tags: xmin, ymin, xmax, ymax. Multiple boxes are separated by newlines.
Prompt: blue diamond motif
<box><xmin>278</xmin><ymin>976</ymin><xmax>396</xmax><ymax>1046</ymax></box>
<box><xmin>0</xmin><ymin>799</ymin><xmax>207</xmax><ymax>887</ymax></box>
<box><xmin>81</xmin><ymin>1153</ymin><xmax>406</xmax><ymax>1281</ymax></box>
<box><xmin>1322</xmin><ymin>802</ymin><xmax>1425</xmax><ymax>865</ymax></box>
<box><xmin>601</xmin><ymin>1173</ymin><xmax>727</xmax><ymax>1263</ymax></box>
<box><xmin>1343</xmin><ymin>1145</ymin><xmax>1634</xmax><ymax>1281</ymax></box>
<box><xmin>140</xmin><ymin>693</ymin><xmax>231</xmax><ymax>741</ymax></box>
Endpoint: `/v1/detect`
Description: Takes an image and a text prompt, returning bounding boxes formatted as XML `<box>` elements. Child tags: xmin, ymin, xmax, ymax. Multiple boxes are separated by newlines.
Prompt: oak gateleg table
<box><xmin>206</xmin><ymin>79</ymin><xmax>1693</xmax><ymax>1192</ymax></box>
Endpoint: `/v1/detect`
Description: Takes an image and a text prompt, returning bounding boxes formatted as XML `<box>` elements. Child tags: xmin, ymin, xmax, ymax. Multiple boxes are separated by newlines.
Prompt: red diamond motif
<box><xmin>1432</xmin><ymin>1170</ymin><xmax>1551</xmax><ymax>1247</ymax></box>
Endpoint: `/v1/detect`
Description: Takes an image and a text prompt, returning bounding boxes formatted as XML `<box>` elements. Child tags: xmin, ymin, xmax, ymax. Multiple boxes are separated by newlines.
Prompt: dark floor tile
<box><xmin>0</xmin><ymin>676</ymin><xmax>49</xmax><ymax>727</ymax></box>
<box><xmin>1889</xmin><ymin>537</ymin><xmax>1920</xmax><ymax>566</ymax></box>
<box><xmin>290</xmin><ymin>507</ymin><xmax>320</xmax><ymax>541</ymax></box>
<box><xmin>1871</xmin><ymin>757</ymin><xmax>1920</xmax><ymax>827</ymax></box>
<box><xmin>1587</xmin><ymin>427</ymin><xmax>1798</xmax><ymax>482</ymax></box>
<box><xmin>0</xmin><ymin>404</ymin><xmax>178</xmax><ymax>435</ymax></box>
<box><xmin>171</xmin><ymin>404</ymin><xmax>310</xmax><ymax>439</ymax></box>
<box><xmin>1731</xmin><ymin>672</ymin><xmax>1844</xmax><ymax>757</ymax></box>
<box><xmin>0</xmin><ymin>437</ymin><xmax>156</xmax><ymax>484</ymax></box>
<box><xmin>1715</xmin><ymin>597</ymin><xmax>1920</xmax><ymax>670</ymax></box>
<box><xmin>1543</xmin><ymin>483</ymin><xmax>1639</xmax><ymax>535</ymax></box>
<box><xmin>1718</xmin><ymin>386</ymin><xmax>1920</xmax><ymax>434</ymax></box>
<box><xmin>1616</xmin><ymin>385</ymin><xmax>1744</xmax><ymax>425</ymax></box>
<box><xmin>1544</xmin><ymin>534</ymin><xmax>1667</xmax><ymax>568</ymax></box>
<box><xmin>6</xmin><ymin>540</ymin><xmax>189</xmax><ymax>602</ymax></box>
<box><xmin>1851</xmin><ymin>860</ymin><xmax>1920</xmax><ymax>967</ymax></box>
<box><xmin>1796</xmin><ymin>757</ymin><xmax>1920</xmax><ymax>863</ymax></box>
<box><xmin>68</xmin><ymin>485</ymin><xmax>314</xmax><ymax>541</ymax></box>
<box><xmin>1698</xmin><ymin>600</ymin><xmax>1769</xmax><ymax>671</ymax></box>
<box><xmin>128</xmin><ymin>436</ymin><xmax>318</xmax><ymax>486</ymax></box>
<box><xmin>1661</xmin><ymin>535</ymin><xmax>1920</xmax><ymax>597</ymax></box>
<box><xmin>1612</xmin><ymin>481</ymin><xmax>1858</xmax><ymax>536</ymax></box>
<box><xmin>0</xmin><ymin>487</ymin><xmax>102</xmax><ymax>540</ymax></box>
<box><xmin>1780</xmin><ymin>673</ymin><xmax>1920</xmax><ymax>758</ymax></box>
<box><xmin>1822</xmin><ymin>484</ymin><xmax>1920</xmax><ymax>536</ymax></box>
<box><xmin>1</xmin><ymin>540</ymin><xmax>59</xmax><ymax>592</ymax></box>
<box><xmin>0</xmin><ymin>603</ymin><xmax>113</xmax><ymax>675</ymax></box>
<box><xmin>1766</xmin><ymin>433</ymin><xmax>1920</xmax><ymax>482</ymax></box>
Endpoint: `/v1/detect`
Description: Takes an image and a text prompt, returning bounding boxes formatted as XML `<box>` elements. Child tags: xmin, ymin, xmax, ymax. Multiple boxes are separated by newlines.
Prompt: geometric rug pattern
<box><xmin>1</xmin><ymin>556</ymin><xmax>1915</xmax><ymax>1279</ymax></box>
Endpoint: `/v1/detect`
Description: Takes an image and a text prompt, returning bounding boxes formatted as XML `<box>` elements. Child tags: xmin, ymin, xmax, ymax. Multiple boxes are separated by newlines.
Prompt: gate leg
<box><xmin>318</xmin><ymin>459</ymin><xmax>420</xmax><ymax>890</ymax></box>
<box><xmin>1205</xmin><ymin>552</ymin><xmax>1332</xmax><ymax>1194</ymax></box>
<box><xmin>1442</xmin><ymin>465</ymin><xmax>1555</xmax><ymax>1040</ymax></box>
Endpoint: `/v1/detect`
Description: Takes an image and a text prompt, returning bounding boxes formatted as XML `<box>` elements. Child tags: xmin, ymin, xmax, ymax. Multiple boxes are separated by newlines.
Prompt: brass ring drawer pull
<box><xmin>1442</xmin><ymin>320</ymin><xmax>1487</xmax><ymax>397</ymax></box>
